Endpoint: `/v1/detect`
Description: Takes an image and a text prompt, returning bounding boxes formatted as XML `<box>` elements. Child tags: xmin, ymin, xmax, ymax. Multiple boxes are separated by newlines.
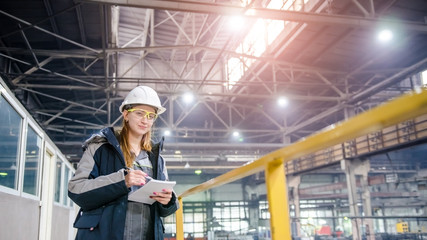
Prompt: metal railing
<box><xmin>286</xmin><ymin>113</ymin><xmax>427</xmax><ymax>175</ymax></box>
<box><xmin>175</xmin><ymin>87</ymin><xmax>427</xmax><ymax>240</ymax></box>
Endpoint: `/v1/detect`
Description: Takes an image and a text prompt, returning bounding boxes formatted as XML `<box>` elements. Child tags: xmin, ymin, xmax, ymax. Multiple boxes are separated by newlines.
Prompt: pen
<box><xmin>125</xmin><ymin>167</ymin><xmax>152</xmax><ymax>180</ymax></box>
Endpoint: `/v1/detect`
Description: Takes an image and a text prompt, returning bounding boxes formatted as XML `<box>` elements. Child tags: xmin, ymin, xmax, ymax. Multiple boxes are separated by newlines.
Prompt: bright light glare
<box><xmin>233</xmin><ymin>131</ymin><xmax>240</xmax><ymax>137</ymax></box>
<box><xmin>182</xmin><ymin>92</ymin><xmax>194</xmax><ymax>103</ymax></box>
<box><xmin>422</xmin><ymin>70</ymin><xmax>427</xmax><ymax>85</ymax></box>
<box><xmin>226</xmin><ymin>0</ymin><xmax>308</xmax><ymax>90</ymax></box>
<box><xmin>245</xmin><ymin>9</ymin><xmax>256</xmax><ymax>16</ymax></box>
<box><xmin>164</xmin><ymin>130</ymin><xmax>171</xmax><ymax>136</ymax></box>
<box><xmin>378</xmin><ymin>29</ymin><xmax>393</xmax><ymax>42</ymax></box>
<box><xmin>228</xmin><ymin>16</ymin><xmax>245</xmax><ymax>31</ymax></box>
<box><xmin>277</xmin><ymin>97</ymin><xmax>289</xmax><ymax>107</ymax></box>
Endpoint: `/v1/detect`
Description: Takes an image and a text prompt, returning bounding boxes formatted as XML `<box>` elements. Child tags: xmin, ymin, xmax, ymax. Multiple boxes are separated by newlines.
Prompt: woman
<box><xmin>68</xmin><ymin>86</ymin><xmax>179</xmax><ymax>240</ymax></box>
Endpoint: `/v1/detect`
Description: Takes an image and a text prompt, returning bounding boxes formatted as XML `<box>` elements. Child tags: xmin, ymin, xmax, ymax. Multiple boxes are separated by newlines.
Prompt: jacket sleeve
<box><xmin>155</xmin><ymin>155</ymin><xmax>179</xmax><ymax>217</ymax></box>
<box><xmin>156</xmin><ymin>191</ymin><xmax>179</xmax><ymax>217</ymax></box>
<box><xmin>68</xmin><ymin>143</ymin><xmax>129</xmax><ymax>210</ymax></box>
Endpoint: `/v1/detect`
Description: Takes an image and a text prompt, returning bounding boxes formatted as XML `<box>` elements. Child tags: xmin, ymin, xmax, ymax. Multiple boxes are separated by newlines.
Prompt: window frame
<box><xmin>20</xmin><ymin>119</ymin><xmax>45</xmax><ymax>199</ymax></box>
<box><xmin>0</xmin><ymin>86</ymin><xmax>26</xmax><ymax>195</ymax></box>
<box><xmin>53</xmin><ymin>156</ymin><xmax>75</xmax><ymax>208</ymax></box>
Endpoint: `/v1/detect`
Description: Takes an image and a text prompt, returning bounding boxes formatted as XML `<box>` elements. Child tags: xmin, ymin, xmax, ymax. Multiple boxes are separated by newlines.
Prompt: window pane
<box><xmin>194</xmin><ymin>212</ymin><xmax>204</xmax><ymax>222</ymax></box>
<box><xmin>54</xmin><ymin>160</ymin><xmax>62</xmax><ymax>203</ymax></box>
<box><xmin>23</xmin><ymin>126</ymin><xmax>42</xmax><ymax>195</ymax></box>
<box><xmin>184</xmin><ymin>213</ymin><xmax>193</xmax><ymax>222</ymax></box>
<box><xmin>231</xmin><ymin>206</ymin><xmax>239</xmax><ymax>217</ymax></box>
<box><xmin>62</xmin><ymin>167</ymin><xmax>70</xmax><ymax>205</ymax></box>
<box><xmin>164</xmin><ymin>214</ymin><xmax>176</xmax><ymax>238</ymax></box>
<box><xmin>0</xmin><ymin>95</ymin><xmax>22</xmax><ymax>190</ymax></box>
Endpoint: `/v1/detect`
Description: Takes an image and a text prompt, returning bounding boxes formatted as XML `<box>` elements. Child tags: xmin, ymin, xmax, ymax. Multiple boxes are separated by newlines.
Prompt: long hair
<box><xmin>119</xmin><ymin>116</ymin><xmax>152</xmax><ymax>168</ymax></box>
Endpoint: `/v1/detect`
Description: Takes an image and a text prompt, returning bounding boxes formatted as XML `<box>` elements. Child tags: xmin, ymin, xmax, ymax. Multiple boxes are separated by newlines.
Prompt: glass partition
<box><xmin>54</xmin><ymin>159</ymin><xmax>74</xmax><ymax>207</ymax></box>
<box><xmin>23</xmin><ymin>126</ymin><xmax>42</xmax><ymax>195</ymax></box>
<box><xmin>54</xmin><ymin>160</ymin><xmax>62</xmax><ymax>203</ymax></box>
<box><xmin>0</xmin><ymin>94</ymin><xmax>23</xmax><ymax>190</ymax></box>
<box><xmin>62</xmin><ymin>166</ymin><xmax>70</xmax><ymax>206</ymax></box>
<box><xmin>164</xmin><ymin>200</ymin><xmax>252</xmax><ymax>239</ymax></box>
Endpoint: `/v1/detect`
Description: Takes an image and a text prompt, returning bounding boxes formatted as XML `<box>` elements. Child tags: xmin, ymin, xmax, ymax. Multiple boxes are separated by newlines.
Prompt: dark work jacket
<box><xmin>68</xmin><ymin>127</ymin><xmax>179</xmax><ymax>240</ymax></box>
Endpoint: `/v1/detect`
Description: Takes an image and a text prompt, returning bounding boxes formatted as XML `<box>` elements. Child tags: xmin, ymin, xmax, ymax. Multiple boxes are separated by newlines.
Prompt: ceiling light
<box><xmin>233</xmin><ymin>131</ymin><xmax>240</xmax><ymax>137</ymax></box>
<box><xmin>377</xmin><ymin>29</ymin><xmax>393</xmax><ymax>42</ymax></box>
<box><xmin>184</xmin><ymin>162</ymin><xmax>190</xmax><ymax>168</ymax></box>
<box><xmin>277</xmin><ymin>96</ymin><xmax>289</xmax><ymax>107</ymax></box>
<box><xmin>228</xmin><ymin>16</ymin><xmax>245</xmax><ymax>31</ymax></box>
<box><xmin>182</xmin><ymin>92</ymin><xmax>194</xmax><ymax>104</ymax></box>
<box><xmin>164</xmin><ymin>130</ymin><xmax>171</xmax><ymax>136</ymax></box>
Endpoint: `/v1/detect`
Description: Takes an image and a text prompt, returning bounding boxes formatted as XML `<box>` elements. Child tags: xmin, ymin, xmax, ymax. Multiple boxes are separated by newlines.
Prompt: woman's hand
<box><xmin>125</xmin><ymin>169</ymin><xmax>148</xmax><ymax>188</ymax></box>
<box><xmin>150</xmin><ymin>189</ymin><xmax>173</xmax><ymax>205</ymax></box>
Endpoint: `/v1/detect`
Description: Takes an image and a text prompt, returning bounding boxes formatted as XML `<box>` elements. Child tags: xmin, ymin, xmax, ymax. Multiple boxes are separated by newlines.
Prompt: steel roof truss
<box><xmin>12</xmin><ymin>56</ymin><xmax>54</xmax><ymax>84</ymax></box>
<box><xmin>0</xmin><ymin>10</ymin><xmax>100</xmax><ymax>53</ymax></box>
<box><xmin>22</xmin><ymin>87</ymin><xmax>107</xmax><ymax>113</ymax></box>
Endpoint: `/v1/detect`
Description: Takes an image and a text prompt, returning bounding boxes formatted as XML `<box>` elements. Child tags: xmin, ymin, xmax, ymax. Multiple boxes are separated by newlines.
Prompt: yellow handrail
<box><xmin>175</xmin><ymin>87</ymin><xmax>427</xmax><ymax>240</ymax></box>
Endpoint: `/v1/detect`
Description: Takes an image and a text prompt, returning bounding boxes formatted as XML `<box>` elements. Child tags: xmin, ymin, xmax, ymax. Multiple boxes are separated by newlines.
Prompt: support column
<box><xmin>176</xmin><ymin>197</ymin><xmax>184</xmax><ymax>240</ymax></box>
<box><xmin>360</xmin><ymin>168</ymin><xmax>375</xmax><ymax>240</ymax></box>
<box><xmin>288</xmin><ymin>175</ymin><xmax>301</xmax><ymax>238</ymax></box>
<box><xmin>342</xmin><ymin>158</ymin><xmax>374</xmax><ymax>240</ymax></box>
<box><xmin>265</xmin><ymin>157</ymin><xmax>292</xmax><ymax>240</ymax></box>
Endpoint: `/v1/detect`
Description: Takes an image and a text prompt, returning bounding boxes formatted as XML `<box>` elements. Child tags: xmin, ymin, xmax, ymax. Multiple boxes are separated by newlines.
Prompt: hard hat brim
<box><xmin>119</xmin><ymin>103</ymin><xmax>166</xmax><ymax>114</ymax></box>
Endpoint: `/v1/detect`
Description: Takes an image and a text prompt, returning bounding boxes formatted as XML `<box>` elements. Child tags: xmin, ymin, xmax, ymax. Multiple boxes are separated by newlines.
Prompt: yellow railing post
<box><xmin>265</xmin><ymin>157</ymin><xmax>291</xmax><ymax>240</ymax></box>
<box><xmin>176</xmin><ymin>197</ymin><xmax>184</xmax><ymax>240</ymax></box>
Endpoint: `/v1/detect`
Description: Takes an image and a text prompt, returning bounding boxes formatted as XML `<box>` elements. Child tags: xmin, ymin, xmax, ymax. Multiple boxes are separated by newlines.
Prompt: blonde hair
<box><xmin>119</xmin><ymin>119</ymin><xmax>152</xmax><ymax>167</ymax></box>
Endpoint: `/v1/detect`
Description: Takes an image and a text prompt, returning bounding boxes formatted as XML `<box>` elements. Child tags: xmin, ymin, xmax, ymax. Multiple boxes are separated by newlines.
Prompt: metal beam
<box><xmin>0</xmin><ymin>47</ymin><xmax>98</xmax><ymax>58</ymax></box>
<box><xmin>43</xmin><ymin>0</ymin><xmax>62</xmax><ymax>47</ymax></box>
<box><xmin>43</xmin><ymin>105</ymin><xmax>74</xmax><ymax>125</ymax></box>
<box><xmin>0</xmin><ymin>53</ymin><xmax>101</xmax><ymax>87</ymax></box>
<box><xmin>0</xmin><ymin>9</ymin><xmax>101</xmax><ymax>53</ymax></box>
<box><xmin>19</xmin><ymin>24</ymin><xmax>40</xmax><ymax>67</ymax></box>
<box><xmin>37</xmin><ymin>111</ymin><xmax>104</xmax><ymax>127</ymax></box>
<box><xmin>12</xmin><ymin>57</ymin><xmax>54</xmax><ymax>84</ymax></box>
<box><xmin>21</xmin><ymin>87</ymin><xmax>108</xmax><ymax>113</ymax></box>
<box><xmin>78</xmin><ymin>0</ymin><xmax>427</xmax><ymax>32</ymax></box>
<box><xmin>350</xmin><ymin>57</ymin><xmax>427</xmax><ymax>104</ymax></box>
<box><xmin>0</xmin><ymin>45</ymin><xmax>347</xmax><ymax>74</ymax></box>
<box><xmin>351</xmin><ymin>0</ymin><xmax>370</xmax><ymax>17</ymax></box>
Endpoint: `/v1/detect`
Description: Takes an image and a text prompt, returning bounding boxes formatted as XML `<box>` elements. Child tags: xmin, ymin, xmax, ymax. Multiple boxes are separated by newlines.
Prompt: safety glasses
<box><xmin>127</xmin><ymin>108</ymin><xmax>158</xmax><ymax>121</ymax></box>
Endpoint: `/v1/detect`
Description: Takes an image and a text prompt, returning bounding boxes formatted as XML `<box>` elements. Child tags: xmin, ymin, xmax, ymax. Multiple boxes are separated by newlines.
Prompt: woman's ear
<box><xmin>122</xmin><ymin>111</ymin><xmax>129</xmax><ymax>122</ymax></box>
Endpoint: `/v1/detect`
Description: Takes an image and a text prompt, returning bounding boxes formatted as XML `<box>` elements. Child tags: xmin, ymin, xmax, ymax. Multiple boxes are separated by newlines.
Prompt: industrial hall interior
<box><xmin>0</xmin><ymin>0</ymin><xmax>427</xmax><ymax>240</ymax></box>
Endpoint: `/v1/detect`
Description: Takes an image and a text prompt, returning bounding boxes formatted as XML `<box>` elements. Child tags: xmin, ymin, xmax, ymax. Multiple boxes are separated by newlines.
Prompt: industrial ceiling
<box><xmin>1</xmin><ymin>0</ymin><xmax>427</xmax><ymax>173</ymax></box>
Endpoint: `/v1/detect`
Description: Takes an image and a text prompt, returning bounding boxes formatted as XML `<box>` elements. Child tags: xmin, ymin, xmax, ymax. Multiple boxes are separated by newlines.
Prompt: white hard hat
<box><xmin>119</xmin><ymin>86</ymin><xmax>166</xmax><ymax>114</ymax></box>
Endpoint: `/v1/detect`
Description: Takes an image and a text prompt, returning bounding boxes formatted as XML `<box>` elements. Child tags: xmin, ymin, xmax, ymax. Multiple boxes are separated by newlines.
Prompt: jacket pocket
<box><xmin>73</xmin><ymin>208</ymin><xmax>103</xmax><ymax>229</ymax></box>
